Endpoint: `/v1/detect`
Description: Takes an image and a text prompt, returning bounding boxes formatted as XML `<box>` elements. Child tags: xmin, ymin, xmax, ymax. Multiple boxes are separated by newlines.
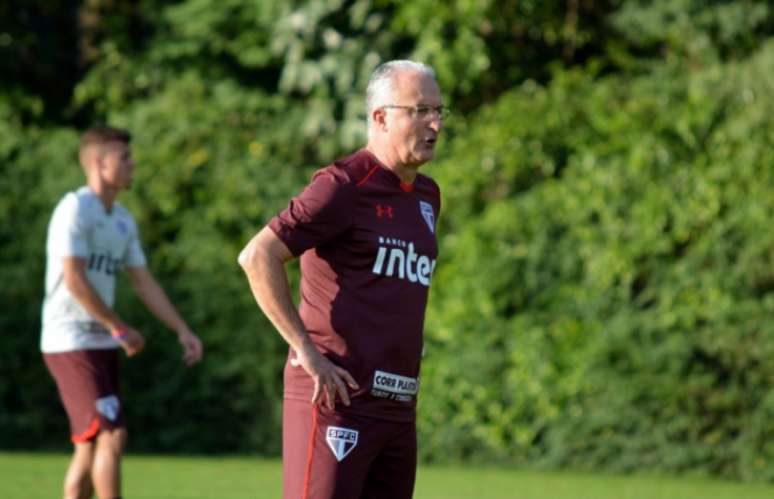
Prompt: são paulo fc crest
<box><xmin>326</xmin><ymin>426</ymin><xmax>358</xmax><ymax>462</ymax></box>
<box><xmin>96</xmin><ymin>395</ymin><xmax>120</xmax><ymax>422</ymax></box>
<box><xmin>419</xmin><ymin>200</ymin><xmax>435</xmax><ymax>233</ymax></box>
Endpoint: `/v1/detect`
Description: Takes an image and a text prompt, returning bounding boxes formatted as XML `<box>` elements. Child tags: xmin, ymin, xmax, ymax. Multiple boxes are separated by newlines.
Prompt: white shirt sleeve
<box><xmin>123</xmin><ymin>220</ymin><xmax>147</xmax><ymax>268</ymax></box>
<box><xmin>47</xmin><ymin>194</ymin><xmax>90</xmax><ymax>258</ymax></box>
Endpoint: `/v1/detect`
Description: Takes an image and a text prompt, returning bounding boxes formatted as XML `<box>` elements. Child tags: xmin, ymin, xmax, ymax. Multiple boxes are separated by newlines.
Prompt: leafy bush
<box><xmin>419</xmin><ymin>41</ymin><xmax>774</xmax><ymax>480</ymax></box>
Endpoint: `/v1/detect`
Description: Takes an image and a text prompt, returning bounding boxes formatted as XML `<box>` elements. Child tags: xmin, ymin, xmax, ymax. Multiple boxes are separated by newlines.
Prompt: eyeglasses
<box><xmin>382</xmin><ymin>105</ymin><xmax>451</xmax><ymax>121</ymax></box>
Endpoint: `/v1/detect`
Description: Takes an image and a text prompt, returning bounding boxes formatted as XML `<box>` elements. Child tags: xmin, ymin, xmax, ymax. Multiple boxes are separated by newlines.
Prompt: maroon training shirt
<box><xmin>269</xmin><ymin>149</ymin><xmax>441</xmax><ymax>421</ymax></box>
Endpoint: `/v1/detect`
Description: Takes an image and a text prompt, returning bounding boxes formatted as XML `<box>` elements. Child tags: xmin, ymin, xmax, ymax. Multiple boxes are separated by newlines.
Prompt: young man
<box><xmin>239</xmin><ymin>60</ymin><xmax>446</xmax><ymax>499</ymax></box>
<box><xmin>41</xmin><ymin>126</ymin><xmax>203</xmax><ymax>499</ymax></box>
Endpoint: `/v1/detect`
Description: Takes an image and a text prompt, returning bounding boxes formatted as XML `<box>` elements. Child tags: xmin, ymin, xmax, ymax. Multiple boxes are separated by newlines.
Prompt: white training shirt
<box><xmin>41</xmin><ymin>186</ymin><xmax>147</xmax><ymax>353</ymax></box>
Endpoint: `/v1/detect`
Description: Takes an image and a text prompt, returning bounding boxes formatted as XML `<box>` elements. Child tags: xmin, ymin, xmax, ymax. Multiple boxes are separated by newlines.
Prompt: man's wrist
<box><xmin>110</xmin><ymin>324</ymin><xmax>130</xmax><ymax>341</ymax></box>
<box><xmin>297</xmin><ymin>337</ymin><xmax>318</xmax><ymax>358</ymax></box>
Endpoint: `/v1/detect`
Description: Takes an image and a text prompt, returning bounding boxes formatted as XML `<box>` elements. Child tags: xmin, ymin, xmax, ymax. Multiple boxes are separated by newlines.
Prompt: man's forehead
<box><xmin>97</xmin><ymin>141</ymin><xmax>130</xmax><ymax>154</ymax></box>
<box><xmin>392</xmin><ymin>71</ymin><xmax>441</xmax><ymax>103</ymax></box>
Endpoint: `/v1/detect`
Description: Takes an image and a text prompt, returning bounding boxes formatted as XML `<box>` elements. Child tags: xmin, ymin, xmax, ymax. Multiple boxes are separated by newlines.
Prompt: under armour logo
<box><xmin>376</xmin><ymin>204</ymin><xmax>394</xmax><ymax>219</ymax></box>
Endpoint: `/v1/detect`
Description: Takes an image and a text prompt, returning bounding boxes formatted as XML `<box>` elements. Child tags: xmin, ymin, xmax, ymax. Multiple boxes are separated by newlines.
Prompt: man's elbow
<box><xmin>238</xmin><ymin>240</ymin><xmax>267</xmax><ymax>273</ymax></box>
<box><xmin>127</xmin><ymin>269</ymin><xmax>155</xmax><ymax>297</ymax></box>
<box><xmin>237</xmin><ymin>245</ymin><xmax>252</xmax><ymax>270</ymax></box>
<box><xmin>63</xmin><ymin>273</ymin><xmax>78</xmax><ymax>295</ymax></box>
<box><xmin>239</xmin><ymin>228</ymin><xmax>291</xmax><ymax>274</ymax></box>
<box><xmin>62</xmin><ymin>268</ymin><xmax>85</xmax><ymax>296</ymax></box>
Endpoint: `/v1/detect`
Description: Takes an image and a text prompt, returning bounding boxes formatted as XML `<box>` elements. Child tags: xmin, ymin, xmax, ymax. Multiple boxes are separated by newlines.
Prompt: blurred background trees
<box><xmin>2</xmin><ymin>0</ymin><xmax>774</xmax><ymax>481</ymax></box>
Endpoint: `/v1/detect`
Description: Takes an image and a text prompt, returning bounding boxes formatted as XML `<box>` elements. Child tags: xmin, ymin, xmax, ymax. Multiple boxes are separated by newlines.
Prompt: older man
<box><xmin>239</xmin><ymin>60</ymin><xmax>446</xmax><ymax>499</ymax></box>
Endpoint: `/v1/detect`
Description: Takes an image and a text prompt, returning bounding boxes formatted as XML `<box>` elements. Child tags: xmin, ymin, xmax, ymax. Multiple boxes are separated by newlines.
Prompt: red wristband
<box><xmin>111</xmin><ymin>326</ymin><xmax>129</xmax><ymax>341</ymax></box>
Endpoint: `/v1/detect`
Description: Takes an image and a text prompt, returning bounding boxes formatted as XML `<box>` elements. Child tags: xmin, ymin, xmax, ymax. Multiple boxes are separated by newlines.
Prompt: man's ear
<box><xmin>372</xmin><ymin>108</ymin><xmax>387</xmax><ymax>130</ymax></box>
<box><xmin>79</xmin><ymin>145</ymin><xmax>99</xmax><ymax>174</ymax></box>
<box><xmin>93</xmin><ymin>149</ymin><xmax>105</xmax><ymax>173</ymax></box>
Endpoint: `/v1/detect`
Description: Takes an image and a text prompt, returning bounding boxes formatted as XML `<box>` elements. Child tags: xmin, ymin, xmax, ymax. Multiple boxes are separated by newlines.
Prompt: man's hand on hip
<box><xmin>292</xmin><ymin>343</ymin><xmax>359</xmax><ymax>411</ymax></box>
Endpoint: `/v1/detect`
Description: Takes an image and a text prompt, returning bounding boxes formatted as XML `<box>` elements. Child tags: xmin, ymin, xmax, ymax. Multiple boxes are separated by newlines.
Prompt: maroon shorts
<box><xmin>283</xmin><ymin>398</ymin><xmax>417</xmax><ymax>499</ymax></box>
<box><xmin>43</xmin><ymin>349</ymin><xmax>124</xmax><ymax>443</ymax></box>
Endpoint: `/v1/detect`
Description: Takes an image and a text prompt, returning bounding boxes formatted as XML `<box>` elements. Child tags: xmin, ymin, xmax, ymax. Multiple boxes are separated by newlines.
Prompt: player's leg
<box><xmin>44</xmin><ymin>350</ymin><xmax>126</xmax><ymax>499</ymax></box>
<box><xmin>361</xmin><ymin>419</ymin><xmax>417</xmax><ymax>499</ymax></box>
<box><xmin>91</xmin><ymin>349</ymin><xmax>126</xmax><ymax>499</ymax></box>
<box><xmin>283</xmin><ymin>399</ymin><xmax>381</xmax><ymax>499</ymax></box>
<box><xmin>44</xmin><ymin>352</ymin><xmax>98</xmax><ymax>499</ymax></box>
<box><xmin>91</xmin><ymin>427</ymin><xmax>127</xmax><ymax>499</ymax></box>
<box><xmin>63</xmin><ymin>441</ymin><xmax>94</xmax><ymax>499</ymax></box>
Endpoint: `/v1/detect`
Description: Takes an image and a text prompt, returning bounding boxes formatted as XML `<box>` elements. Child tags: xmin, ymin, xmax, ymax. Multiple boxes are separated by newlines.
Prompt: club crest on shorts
<box><xmin>96</xmin><ymin>395</ymin><xmax>120</xmax><ymax>422</ymax></box>
<box><xmin>325</xmin><ymin>426</ymin><xmax>358</xmax><ymax>462</ymax></box>
<box><xmin>419</xmin><ymin>201</ymin><xmax>435</xmax><ymax>233</ymax></box>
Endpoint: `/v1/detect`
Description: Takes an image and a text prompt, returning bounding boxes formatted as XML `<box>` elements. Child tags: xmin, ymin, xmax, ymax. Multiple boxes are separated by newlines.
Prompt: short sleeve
<box><xmin>47</xmin><ymin>194</ymin><xmax>90</xmax><ymax>258</ymax></box>
<box><xmin>123</xmin><ymin>226</ymin><xmax>147</xmax><ymax>268</ymax></box>
<box><xmin>431</xmin><ymin>178</ymin><xmax>442</xmax><ymax>218</ymax></box>
<box><xmin>268</xmin><ymin>169</ymin><xmax>355</xmax><ymax>256</ymax></box>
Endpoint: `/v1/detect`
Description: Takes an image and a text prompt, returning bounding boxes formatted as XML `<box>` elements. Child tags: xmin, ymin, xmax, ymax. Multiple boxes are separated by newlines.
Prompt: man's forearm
<box><xmin>239</xmin><ymin>234</ymin><xmax>312</xmax><ymax>353</ymax></box>
<box><xmin>239</xmin><ymin>228</ymin><xmax>358</xmax><ymax>409</ymax></box>
<box><xmin>126</xmin><ymin>266</ymin><xmax>201</xmax><ymax>364</ymax></box>
<box><xmin>64</xmin><ymin>266</ymin><xmax>122</xmax><ymax>330</ymax></box>
<box><xmin>129</xmin><ymin>268</ymin><xmax>189</xmax><ymax>334</ymax></box>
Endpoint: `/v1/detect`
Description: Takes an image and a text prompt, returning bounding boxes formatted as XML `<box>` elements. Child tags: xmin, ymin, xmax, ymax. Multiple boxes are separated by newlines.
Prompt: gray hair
<box><xmin>366</xmin><ymin>60</ymin><xmax>436</xmax><ymax>134</ymax></box>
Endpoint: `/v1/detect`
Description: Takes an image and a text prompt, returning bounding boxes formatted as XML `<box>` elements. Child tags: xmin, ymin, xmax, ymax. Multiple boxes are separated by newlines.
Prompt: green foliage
<box><xmin>612</xmin><ymin>0</ymin><xmax>773</xmax><ymax>63</ymax></box>
<box><xmin>0</xmin><ymin>1</ymin><xmax>82</xmax><ymax>121</ymax></box>
<box><xmin>419</xmin><ymin>40</ymin><xmax>774</xmax><ymax>480</ymax></box>
<box><xmin>392</xmin><ymin>0</ymin><xmax>616</xmax><ymax>109</ymax></box>
<box><xmin>0</xmin><ymin>102</ymin><xmax>82</xmax><ymax>448</ymax></box>
<box><xmin>4</xmin><ymin>0</ymin><xmax>774</xmax><ymax>481</ymax></box>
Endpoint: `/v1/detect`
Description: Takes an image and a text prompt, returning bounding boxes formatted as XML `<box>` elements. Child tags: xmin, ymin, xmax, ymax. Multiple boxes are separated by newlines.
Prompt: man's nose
<box><xmin>428</xmin><ymin>117</ymin><xmax>442</xmax><ymax>132</ymax></box>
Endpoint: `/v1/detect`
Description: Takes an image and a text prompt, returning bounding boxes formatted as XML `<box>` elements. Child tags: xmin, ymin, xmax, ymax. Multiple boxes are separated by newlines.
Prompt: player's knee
<box><xmin>73</xmin><ymin>440</ymin><xmax>95</xmax><ymax>460</ymax></box>
<box><xmin>98</xmin><ymin>427</ymin><xmax>127</xmax><ymax>454</ymax></box>
<box><xmin>112</xmin><ymin>427</ymin><xmax>128</xmax><ymax>450</ymax></box>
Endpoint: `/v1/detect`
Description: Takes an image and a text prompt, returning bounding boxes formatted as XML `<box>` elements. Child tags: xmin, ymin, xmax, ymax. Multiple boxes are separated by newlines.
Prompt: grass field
<box><xmin>1</xmin><ymin>452</ymin><xmax>773</xmax><ymax>499</ymax></box>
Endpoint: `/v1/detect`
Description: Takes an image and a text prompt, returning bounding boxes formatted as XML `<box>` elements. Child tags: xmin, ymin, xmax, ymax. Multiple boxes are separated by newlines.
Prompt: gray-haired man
<box><xmin>239</xmin><ymin>60</ymin><xmax>446</xmax><ymax>499</ymax></box>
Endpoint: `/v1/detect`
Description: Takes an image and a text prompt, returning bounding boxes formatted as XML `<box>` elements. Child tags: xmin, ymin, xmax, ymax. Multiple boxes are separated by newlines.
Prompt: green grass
<box><xmin>1</xmin><ymin>452</ymin><xmax>772</xmax><ymax>499</ymax></box>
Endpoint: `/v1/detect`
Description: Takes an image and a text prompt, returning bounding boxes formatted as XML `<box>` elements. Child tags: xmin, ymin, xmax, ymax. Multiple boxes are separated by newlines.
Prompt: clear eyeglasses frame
<box><xmin>381</xmin><ymin>105</ymin><xmax>451</xmax><ymax>121</ymax></box>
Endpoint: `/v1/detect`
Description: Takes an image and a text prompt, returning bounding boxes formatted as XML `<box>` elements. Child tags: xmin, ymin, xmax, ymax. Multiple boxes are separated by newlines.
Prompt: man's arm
<box><xmin>238</xmin><ymin>226</ymin><xmax>358</xmax><ymax>410</ymax></box>
<box><xmin>125</xmin><ymin>266</ymin><xmax>203</xmax><ymax>366</ymax></box>
<box><xmin>62</xmin><ymin>256</ymin><xmax>145</xmax><ymax>356</ymax></box>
